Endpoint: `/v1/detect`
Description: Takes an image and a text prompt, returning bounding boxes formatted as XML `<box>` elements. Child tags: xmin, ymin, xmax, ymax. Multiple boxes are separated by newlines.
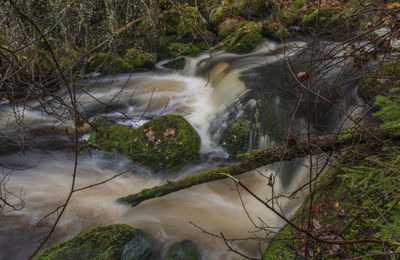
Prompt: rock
<box><xmin>221</xmin><ymin>119</ymin><xmax>251</xmax><ymax>158</ymax></box>
<box><xmin>209</xmin><ymin>6</ymin><xmax>229</xmax><ymax>28</ymax></box>
<box><xmin>167</xmin><ymin>43</ymin><xmax>201</xmax><ymax>57</ymax></box>
<box><xmin>124</xmin><ymin>48</ymin><xmax>157</xmax><ymax>69</ymax></box>
<box><xmin>218</xmin><ymin>17</ymin><xmax>244</xmax><ymax>39</ymax></box>
<box><xmin>89</xmin><ymin>52</ymin><xmax>132</xmax><ymax>74</ymax></box>
<box><xmin>165</xmin><ymin>240</ymin><xmax>200</xmax><ymax>260</ymax></box>
<box><xmin>35</xmin><ymin>224</ymin><xmax>148</xmax><ymax>260</ymax></box>
<box><xmin>163</xmin><ymin>57</ymin><xmax>187</xmax><ymax>70</ymax></box>
<box><xmin>218</xmin><ymin>21</ymin><xmax>262</xmax><ymax>53</ymax></box>
<box><xmin>88</xmin><ymin>114</ymin><xmax>201</xmax><ymax>171</ymax></box>
<box><xmin>261</xmin><ymin>19</ymin><xmax>291</xmax><ymax>41</ymax></box>
<box><xmin>121</xmin><ymin>231</ymin><xmax>156</xmax><ymax>260</ymax></box>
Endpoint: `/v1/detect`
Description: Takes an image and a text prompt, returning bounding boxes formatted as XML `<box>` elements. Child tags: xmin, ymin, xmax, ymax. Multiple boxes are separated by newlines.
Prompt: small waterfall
<box><xmin>0</xmin><ymin>39</ymin><xmax>364</xmax><ymax>259</ymax></box>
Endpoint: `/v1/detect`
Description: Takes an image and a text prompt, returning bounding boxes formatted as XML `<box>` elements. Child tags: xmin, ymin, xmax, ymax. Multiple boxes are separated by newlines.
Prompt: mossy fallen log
<box><xmin>119</xmin><ymin>129</ymin><xmax>396</xmax><ymax>207</ymax></box>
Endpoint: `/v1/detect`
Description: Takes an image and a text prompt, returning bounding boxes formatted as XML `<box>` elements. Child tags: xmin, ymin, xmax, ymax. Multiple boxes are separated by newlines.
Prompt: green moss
<box><xmin>165</xmin><ymin>240</ymin><xmax>200</xmax><ymax>260</ymax></box>
<box><xmin>124</xmin><ymin>48</ymin><xmax>157</xmax><ymax>69</ymax></box>
<box><xmin>218</xmin><ymin>17</ymin><xmax>244</xmax><ymax>39</ymax></box>
<box><xmin>167</xmin><ymin>43</ymin><xmax>201</xmax><ymax>57</ymax></box>
<box><xmin>121</xmin><ymin>231</ymin><xmax>156</xmax><ymax>260</ymax></box>
<box><xmin>161</xmin><ymin>7</ymin><xmax>216</xmax><ymax>45</ymax></box>
<box><xmin>88</xmin><ymin>124</ymin><xmax>133</xmax><ymax>154</ymax></box>
<box><xmin>163</xmin><ymin>57</ymin><xmax>186</xmax><ymax>70</ymax></box>
<box><xmin>218</xmin><ymin>21</ymin><xmax>262</xmax><ymax>53</ymax></box>
<box><xmin>263</xmin><ymin>228</ymin><xmax>296</xmax><ymax>260</ymax></box>
<box><xmin>222</xmin><ymin>120</ymin><xmax>251</xmax><ymax>158</ymax></box>
<box><xmin>264</xmin><ymin>141</ymin><xmax>400</xmax><ymax>259</ymax></box>
<box><xmin>89</xmin><ymin>115</ymin><xmax>201</xmax><ymax>171</ymax></box>
<box><xmin>209</xmin><ymin>7</ymin><xmax>228</xmax><ymax>28</ymax></box>
<box><xmin>261</xmin><ymin>18</ymin><xmax>291</xmax><ymax>41</ymax></box>
<box><xmin>35</xmin><ymin>224</ymin><xmax>148</xmax><ymax>260</ymax></box>
<box><xmin>358</xmin><ymin>59</ymin><xmax>400</xmax><ymax>103</ymax></box>
<box><xmin>374</xmin><ymin>88</ymin><xmax>400</xmax><ymax>137</ymax></box>
<box><xmin>89</xmin><ymin>52</ymin><xmax>132</xmax><ymax>74</ymax></box>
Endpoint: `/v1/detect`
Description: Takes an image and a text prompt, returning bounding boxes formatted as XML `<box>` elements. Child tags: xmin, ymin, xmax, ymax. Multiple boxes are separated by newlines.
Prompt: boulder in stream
<box><xmin>165</xmin><ymin>240</ymin><xmax>200</xmax><ymax>260</ymax></box>
<box><xmin>88</xmin><ymin>114</ymin><xmax>201</xmax><ymax>171</ymax></box>
<box><xmin>35</xmin><ymin>224</ymin><xmax>154</xmax><ymax>260</ymax></box>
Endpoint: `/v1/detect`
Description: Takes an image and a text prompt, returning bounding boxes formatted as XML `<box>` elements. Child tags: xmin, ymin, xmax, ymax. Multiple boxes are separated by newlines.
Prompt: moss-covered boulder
<box><xmin>218</xmin><ymin>17</ymin><xmax>244</xmax><ymax>39</ymax></box>
<box><xmin>165</xmin><ymin>240</ymin><xmax>200</xmax><ymax>260</ymax></box>
<box><xmin>121</xmin><ymin>231</ymin><xmax>156</xmax><ymax>260</ymax></box>
<box><xmin>221</xmin><ymin>119</ymin><xmax>251</xmax><ymax>158</ymax></box>
<box><xmin>218</xmin><ymin>21</ymin><xmax>263</xmax><ymax>53</ymax></box>
<box><xmin>35</xmin><ymin>224</ymin><xmax>155</xmax><ymax>260</ymax></box>
<box><xmin>124</xmin><ymin>48</ymin><xmax>157</xmax><ymax>69</ymax></box>
<box><xmin>167</xmin><ymin>43</ymin><xmax>201</xmax><ymax>57</ymax></box>
<box><xmin>260</xmin><ymin>19</ymin><xmax>291</xmax><ymax>41</ymax></box>
<box><xmin>163</xmin><ymin>57</ymin><xmax>187</xmax><ymax>70</ymax></box>
<box><xmin>161</xmin><ymin>7</ymin><xmax>216</xmax><ymax>44</ymax></box>
<box><xmin>88</xmin><ymin>115</ymin><xmax>201</xmax><ymax>171</ymax></box>
<box><xmin>88</xmin><ymin>52</ymin><xmax>132</xmax><ymax>74</ymax></box>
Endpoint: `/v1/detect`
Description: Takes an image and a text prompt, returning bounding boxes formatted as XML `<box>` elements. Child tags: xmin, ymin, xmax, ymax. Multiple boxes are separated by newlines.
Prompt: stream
<box><xmin>0</xmin><ymin>40</ymin><xmax>364</xmax><ymax>259</ymax></box>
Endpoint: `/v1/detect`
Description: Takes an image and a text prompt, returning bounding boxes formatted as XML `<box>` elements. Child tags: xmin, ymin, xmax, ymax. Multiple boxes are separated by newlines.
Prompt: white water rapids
<box><xmin>0</xmin><ymin>40</ymin><xmax>361</xmax><ymax>259</ymax></box>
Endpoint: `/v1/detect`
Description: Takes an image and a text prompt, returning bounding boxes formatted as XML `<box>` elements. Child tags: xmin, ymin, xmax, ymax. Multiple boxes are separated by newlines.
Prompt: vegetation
<box><xmin>35</xmin><ymin>224</ymin><xmax>154</xmax><ymax>260</ymax></box>
<box><xmin>165</xmin><ymin>240</ymin><xmax>200</xmax><ymax>260</ymax></box>
<box><xmin>88</xmin><ymin>115</ymin><xmax>201</xmax><ymax>171</ymax></box>
<box><xmin>1</xmin><ymin>0</ymin><xmax>400</xmax><ymax>259</ymax></box>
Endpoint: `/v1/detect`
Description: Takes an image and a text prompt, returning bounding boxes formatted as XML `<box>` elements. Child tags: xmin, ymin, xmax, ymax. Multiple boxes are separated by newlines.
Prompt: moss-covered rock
<box><xmin>121</xmin><ymin>231</ymin><xmax>156</xmax><ymax>260</ymax></box>
<box><xmin>209</xmin><ymin>6</ymin><xmax>230</xmax><ymax>28</ymax></box>
<box><xmin>89</xmin><ymin>115</ymin><xmax>201</xmax><ymax>171</ymax></box>
<box><xmin>35</xmin><ymin>224</ymin><xmax>153</xmax><ymax>260</ymax></box>
<box><xmin>167</xmin><ymin>43</ymin><xmax>201</xmax><ymax>57</ymax></box>
<box><xmin>161</xmin><ymin>7</ymin><xmax>216</xmax><ymax>44</ymax></box>
<box><xmin>260</xmin><ymin>19</ymin><xmax>291</xmax><ymax>41</ymax></box>
<box><xmin>124</xmin><ymin>48</ymin><xmax>157</xmax><ymax>69</ymax></box>
<box><xmin>218</xmin><ymin>21</ymin><xmax>262</xmax><ymax>53</ymax></box>
<box><xmin>88</xmin><ymin>52</ymin><xmax>132</xmax><ymax>74</ymax></box>
<box><xmin>163</xmin><ymin>57</ymin><xmax>187</xmax><ymax>70</ymax></box>
<box><xmin>218</xmin><ymin>17</ymin><xmax>244</xmax><ymax>39</ymax></box>
<box><xmin>221</xmin><ymin>119</ymin><xmax>251</xmax><ymax>158</ymax></box>
<box><xmin>165</xmin><ymin>240</ymin><xmax>200</xmax><ymax>260</ymax></box>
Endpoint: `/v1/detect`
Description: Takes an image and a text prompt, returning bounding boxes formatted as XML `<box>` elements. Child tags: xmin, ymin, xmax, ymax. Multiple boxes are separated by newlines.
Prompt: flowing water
<box><xmin>0</xmin><ymin>40</ymin><xmax>364</xmax><ymax>259</ymax></box>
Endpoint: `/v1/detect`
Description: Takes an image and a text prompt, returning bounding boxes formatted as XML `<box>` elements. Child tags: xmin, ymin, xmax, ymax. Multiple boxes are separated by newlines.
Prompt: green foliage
<box><xmin>374</xmin><ymin>88</ymin><xmax>400</xmax><ymax>136</ymax></box>
<box><xmin>165</xmin><ymin>240</ymin><xmax>200</xmax><ymax>260</ymax></box>
<box><xmin>264</xmin><ymin>142</ymin><xmax>400</xmax><ymax>259</ymax></box>
<box><xmin>35</xmin><ymin>224</ymin><xmax>144</xmax><ymax>260</ymax></box>
<box><xmin>89</xmin><ymin>115</ymin><xmax>201</xmax><ymax>171</ymax></box>
<box><xmin>358</xmin><ymin>60</ymin><xmax>400</xmax><ymax>103</ymax></box>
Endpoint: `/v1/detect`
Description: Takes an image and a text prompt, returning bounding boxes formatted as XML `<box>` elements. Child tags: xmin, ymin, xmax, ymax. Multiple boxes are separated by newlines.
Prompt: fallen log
<box><xmin>118</xmin><ymin>129</ymin><xmax>396</xmax><ymax>207</ymax></box>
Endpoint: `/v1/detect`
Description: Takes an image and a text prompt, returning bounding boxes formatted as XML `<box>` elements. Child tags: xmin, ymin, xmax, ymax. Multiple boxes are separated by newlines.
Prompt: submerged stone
<box><xmin>35</xmin><ymin>224</ymin><xmax>153</xmax><ymax>260</ymax></box>
<box><xmin>165</xmin><ymin>240</ymin><xmax>200</xmax><ymax>260</ymax></box>
<box><xmin>88</xmin><ymin>115</ymin><xmax>201</xmax><ymax>171</ymax></box>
